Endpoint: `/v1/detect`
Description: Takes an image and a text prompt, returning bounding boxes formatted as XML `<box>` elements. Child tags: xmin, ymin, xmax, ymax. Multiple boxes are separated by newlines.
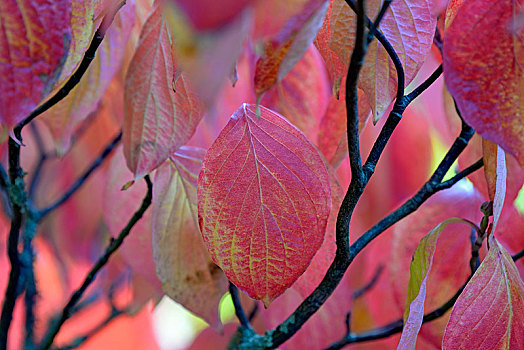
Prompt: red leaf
<box><xmin>254</xmin><ymin>1</ymin><xmax>329</xmax><ymax>100</ymax></box>
<box><xmin>152</xmin><ymin>146</ymin><xmax>228</xmax><ymax>328</ymax></box>
<box><xmin>442</xmin><ymin>236</ymin><xmax>524</xmax><ymax>349</ymax></box>
<box><xmin>198</xmin><ymin>104</ymin><xmax>331</xmax><ymax>306</ymax></box>
<box><xmin>123</xmin><ymin>4</ymin><xmax>203</xmax><ymax>179</ymax></box>
<box><xmin>328</xmin><ymin>0</ymin><xmax>436</xmax><ymax>122</ymax></box>
<box><xmin>443</xmin><ymin>0</ymin><xmax>524</xmax><ymax>168</ymax></box>
<box><xmin>0</xmin><ymin>0</ymin><xmax>72</xmax><ymax>129</ymax></box>
<box><xmin>260</xmin><ymin>44</ymin><xmax>330</xmax><ymax>142</ymax></box>
<box><xmin>42</xmin><ymin>2</ymin><xmax>135</xmax><ymax>153</ymax></box>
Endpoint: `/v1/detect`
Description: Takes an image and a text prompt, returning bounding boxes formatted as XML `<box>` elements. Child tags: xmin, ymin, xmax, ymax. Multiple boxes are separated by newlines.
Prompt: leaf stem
<box><xmin>37</xmin><ymin>175</ymin><xmax>153</xmax><ymax>350</ymax></box>
<box><xmin>229</xmin><ymin>283</ymin><xmax>251</xmax><ymax>329</ymax></box>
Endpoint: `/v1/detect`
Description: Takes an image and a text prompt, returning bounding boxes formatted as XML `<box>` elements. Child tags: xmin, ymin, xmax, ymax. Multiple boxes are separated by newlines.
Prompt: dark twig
<box><xmin>15</xmin><ymin>1</ymin><xmax>126</xmax><ymax>132</ymax></box>
<box><xmin>0</xmin><ymin>131</ymin><xmax>25</xmax><ymax>350</ymax></box>
<box><xmin>38</xmin><ymin>175</ymin><xmax>153</xmax><ymax>350</ymax></box>
<box><xmin>52</xmin><ymin>306</ymin><xmax>130</xmax><ymax>350</ymax></box>
<box><xmin>405</xmin><ymin>65</ymin><xmax>443</xmax><ymax>104</ymax></box>
<box><xmin>326</xmin><ymin>278</ymin><xmax>470</xmax><ymax>349</ymax></box>
<box><xmin>229</xmin><ymin>283</ymin><xmax>251</xmax><ymax>329</ymax></box>
<box><xmin>346</xmin><ymin>0</ymin><xmax>405</xmax><ymax>101</ymax></box>
<box><xmin>353</xmin><ymin>265</ymin><xmax>384</xmax><ymax>299</ymax></box>
<box><xmin>350</xmin><ymin>121</ymin><xmax>475</xmax><ymax>259</ymax></box>
<box><xmin>367</xmin><ymin>0</ymin><xmax>392</xmax><ymax>43</ymax></box>
<box><xmin>22</xmin><ymin>217</ymin><xmax>38</xmax><ymax>350</ymax></box>
<box><xmin>37</xmin><ymin>131</ymin><xmax>122</xmax><ymax>219</ymax></box>
<box><xmin>248</xmin><ymin>303</ymin><xmax>259</xmax><ymax>323</ymax></box>
<box><xmin>513</xmin><ymin>249</ymin><xmax>524</xmax><ymax>261</ymax></box>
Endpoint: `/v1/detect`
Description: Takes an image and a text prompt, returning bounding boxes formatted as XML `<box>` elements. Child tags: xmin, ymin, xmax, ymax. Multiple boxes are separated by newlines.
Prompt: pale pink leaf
<box><xmin>152</xmin><ymin>146</ymin><xmax>228</xmax><ymax>328</ymax></box>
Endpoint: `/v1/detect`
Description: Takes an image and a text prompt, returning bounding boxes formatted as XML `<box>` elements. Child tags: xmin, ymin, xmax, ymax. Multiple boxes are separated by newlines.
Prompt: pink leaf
<box><xmin>329</xmin><ymin>0</ymin><xmax>437</xmax><ymax>122</ymax></box>
<box><xmin>42</xmin><ymin>2</ymin><xmax>135</xmax><ymax>153</ymax></box>
<box><xmin>442</xmin><ymin>236</ymin><xmax>524</xmax><ymax>349</ymax></box>
<box><xmin>443</xmin><ymin>0</ymin><xmax>524</xmax><ymax>168</ymax></box>
<box><xmin>397</xmin><ymin>217</ymin><xmax>477</xmax><ymax>350</ymax></box>
<box><xmin>152</xmin><ymin>146</ymin><xmax>228</xmax><ymax>328</ymax></box>
<box><xmin>123</xmin><ymin>4</ymin><xmax>203</xmax><ymax>179</ymax></box>
<box><xmin>197</xmin><ymin>104</ymin><xmax>331</xmax><ymax>306</ymax></box>
<box><xmin>0</xmin><ymin>0</ymin><xmax>72</xmax><ymax>129</ymax></box>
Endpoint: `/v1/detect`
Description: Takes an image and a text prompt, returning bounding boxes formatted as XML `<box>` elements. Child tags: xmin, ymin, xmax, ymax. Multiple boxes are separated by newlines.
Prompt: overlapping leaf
<box><xmin>42</xmin><ymin>3</ymin><xmax>135</xmax><ymax>153</ymax></box>
<box><xmin>198</xmin><ymin>104</ymin><xmax>331</xmax><ymax>306</ymax></box>
<box><xmin>103</xmin><ymin>146</ymin><xmax>162</xmax><ymax>292</ymax></box>
<box><xmin>327</xmin><ymin>0</ymin><xmax>436</xmax><ymax>121</ymax></box>
<box><xmin>443</xmin><ymin>0</ymin><xmax>524</xmax><ymax>168</ymax></box>
<box><xmin>0</xmin><ymin>0</ymin><xmax>72</xmax><ymax>129</ymax></box>
<box><xmin>165</xmin><ymin>3</ymin><xmax>249</xmax><ymax>109</ymax></box>
<box><xmin>390</xmin><ymin>187</ymin><xmax>482</xmax><ymax>347</ymax></box>
<box><xmin>260</xmin><ymin>45</ymin><xmax>330</xmax><ymax>142</ymax></box>
<box><xmin>124</xmin><ymin>4</ymin><xmax>203</xmax><ymax>180</ymax></box>
<box><xmin>397</xmin><ymin>217</ymin><xmax>475</xmax><ymax>350</ymax></box>
<box><xmin>442</xmin><ymin>236</ymin><xmax>524</xmax><ymax>349</ymax></box>
<box><xmin>171</xmin><ymin>0</ymin><xmax>253</xmax><ymax>30</ymax></box>
<box><xmin>254</xmin><ymin>0</ymin><xmax>329</xmax><ymax>100</ymax></box>
<box><xmin>152</xmin><ymin>147</ymin><xmax>228</xmax><ymax>328</ymax></box>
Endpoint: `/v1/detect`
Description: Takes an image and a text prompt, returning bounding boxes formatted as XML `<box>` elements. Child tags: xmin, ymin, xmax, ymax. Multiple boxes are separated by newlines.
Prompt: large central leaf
<box><xmin>197</xmin><ymin>104</ymin><xmax>331</xmax><ymax>306</ymax></box>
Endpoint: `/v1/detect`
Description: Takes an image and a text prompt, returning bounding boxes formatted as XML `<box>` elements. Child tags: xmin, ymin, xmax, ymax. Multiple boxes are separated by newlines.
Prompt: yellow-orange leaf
<box><xmin>152</xmin><ymin>147</ymin><xmax>228</xmax><ymax>328</ymax></box>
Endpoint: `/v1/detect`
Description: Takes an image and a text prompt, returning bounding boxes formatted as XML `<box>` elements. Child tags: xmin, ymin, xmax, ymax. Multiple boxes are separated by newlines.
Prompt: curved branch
<box><xmin>15</xmin><ymin>1</ymin><xmax>126</xmax><ymax>133</ymax></box>
<box><xmin>38</xmin><ymin>175</ymin><xmax>153</xmax><ymax>350</ymax></box>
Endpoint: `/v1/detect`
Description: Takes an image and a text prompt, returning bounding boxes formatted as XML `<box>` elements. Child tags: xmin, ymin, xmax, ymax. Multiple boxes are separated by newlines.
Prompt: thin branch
<box><xmin>229</xmin><ymin>283</ymin><xmax>251</xmax><ymax>329</ymax></box>
<box><xmin>0</xmin><ymin>131</ymin><xmax>25</xmax><ymax>350</ymax></box>
<box><xmin>513</xmin><ymin>249</ymin><xmax>524</xmax><ymax>261</ymax></box>
<box><xmin>434</xmin><ymin>158</ymin><xmax>484</xmax><ymax>191</ymax></box>
<box><xmin>262</xmin><ymin>1</ymin><xmax>370</xmax><ymax>347</ymax></box>
<box><xmin>38</xmin><ymin>175</ymin><xmax>153</xmax><ymax>350</ymax></box>
<box><xmin>52</xmin><ymin>306</ymin><xmax>130</xmax><ymax>350</ymax></box>
<box><xmin>345</xmin><ymin>0</ymin><xmax>405</xmax><ymax>101</ymax></box>
<box><xmin>367</xmin><ymin>0</ymin><xmax>392</xmax><ymax>43</ymax></box>
<box><xmin>14</xmin><ymin>1</ymin><xmax>126</xmax><ymax>133</ymax></box>
<box><xmin>352</xmin><ymin>265</ymin><xmax>384</xmax><ymax>299</ymax></box>
<box><xmin>350</xmin><ymin>122</ymin><xmax>475</xmax><ymax>259</ymax></box>
<box><xmin>37</xmin><ymin>132</ymin><xmax>122</xmax><ymax>219</ymax></box>
<box><xmin>22</xmin><ymin>218</ymin><xmax>38</xmax><ymax>350</ymax></box>
<box><xmin>405</xmin><ymin>64</ymin><xmax>443</xmax><ymax>104</ymax></box>
<box><xmin>326</xmin><ymin>278</ymin><xmax>470</xmax><ymax>349</ymax></box>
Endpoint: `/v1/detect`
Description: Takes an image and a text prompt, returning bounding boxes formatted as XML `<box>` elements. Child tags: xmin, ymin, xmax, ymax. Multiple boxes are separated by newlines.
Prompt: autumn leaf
<box><xmin>152</xmin><ymin>146</ymin><xmax>228</xmax><ymax>328</ymax></box>
<box><xmin>42</xmin><ymin>2</ymin><xmax>135</xmax><ymax>153</ymax></box>
<box><xmin>397</xmin><ymin>217</ymin><xmax>476</xmax><ymax>350</ymax></box>
<box><xmin>170</xmin><ymin>0</ymin><xmax>253</xmax><ymax>31</ymax></box>
<box><xmin>0</xmin><ymin>0</ymin><xmax>73</xmax><ymax>130</ymax></box>
<box><xmin>327</xmin><ymin>0</ymin><xmax>436</xmax><ymax>122</ymax></box>
<box><xmin>443</xmin><ymin>0</ymin><xmax>524</xmax><ymax>168</ymax></box>
<box><xmin>165</xmin><ymin>2</ymin><xmax>249</xmax><ymax>109</ymax></box>
<box><xmin>198</xmin><ymin>104</ymin><xmax>331</xmax><ymax>306</ymax></box>
<box><xmin>442</xmin><ymin>236</ymin><xmax>524</xmax><ymax>349</ymax></box>
<box><xmin>260</xmin><ymin>44</ymin><xmax>330</xmax><ymax>142</ymax></box>
<box><xmin>123</xmin><ymin>4</ymin><xmax>203</xmax><ymax>180</ymax></box>
<box><xmin>254</xmin><ymin>0</ymin><xmax>329</xmax><ymax>100</ymax></box>
<box><xmin>103</xmin><ymin>146</ymin><xmax>162</xmax><ymax>292</ymax></box>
